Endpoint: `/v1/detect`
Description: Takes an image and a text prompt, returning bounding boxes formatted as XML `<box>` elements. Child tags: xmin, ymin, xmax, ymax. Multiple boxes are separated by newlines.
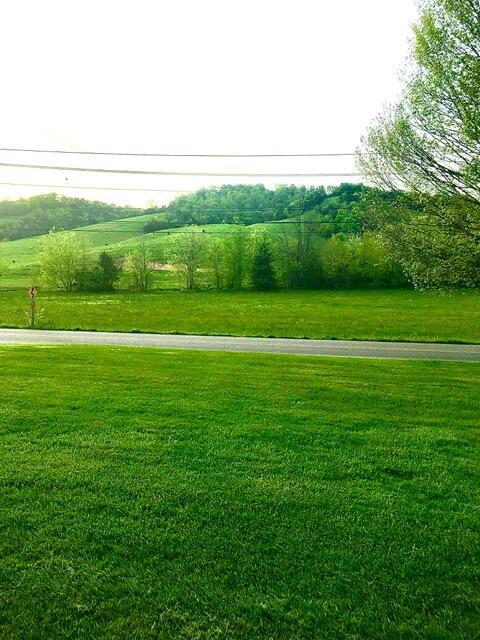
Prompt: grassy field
<box><xmin>0</xmin><ymin>345</ymin><xmax>479</xmax><ymax>638</ymax></box>
<box><xmin>0</xmin><ymin>217</ymin><xmax>283</xmax><ymax>288</ymax></box>
<box><xmin>0</xmin><ymin>217</ymin><xmax>243</xmax><ymax>288</ymax></box>
<box><xmin>0</xmin><ymin>212</ymin><xmax>161</xmax><ymax>287</ymax></box>
<box><xmin>0</xmin><ymin>288</ymin><xmax>478</xmax><ymax>343</ymax></box>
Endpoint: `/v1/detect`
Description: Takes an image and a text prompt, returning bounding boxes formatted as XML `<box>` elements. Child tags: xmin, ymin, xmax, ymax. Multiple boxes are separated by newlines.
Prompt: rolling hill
<box><xmin>0</xmin><ymin>212</ymin><xmax>161</xmax><ymax>287</ymax></box>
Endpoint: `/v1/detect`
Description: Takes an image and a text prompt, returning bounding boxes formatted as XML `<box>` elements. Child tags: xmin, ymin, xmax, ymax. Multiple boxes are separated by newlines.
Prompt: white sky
<box><xmin>0</xmin><ymin>0</ymin><xmax>418</xmax><ymax>207</ymax></box>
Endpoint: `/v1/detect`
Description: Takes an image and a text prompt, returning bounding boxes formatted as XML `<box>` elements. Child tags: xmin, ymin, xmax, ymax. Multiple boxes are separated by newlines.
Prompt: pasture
<box><xmin>0</xmin><ymin>212</ymin><xmax>161</xmax><ymax>287</ymax></box>
<box><xmin>0</xmin><ymin>218</ymin><xmax>237</xmax><ymax>288</ymax></box>
<box><xmin>0</xmin><ymin>288</ymin><xmax>478</xmax><ymax>343</ymax></box>
<box><xmin>1</xmin><ymin>345</ymin><xmax>479</xmax><ymax>638</ymax></box>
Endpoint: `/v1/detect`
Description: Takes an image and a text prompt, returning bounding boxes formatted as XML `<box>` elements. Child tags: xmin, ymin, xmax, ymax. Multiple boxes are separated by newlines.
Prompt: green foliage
<box><xmin>358</xmin><ymin>0</ymin><xmax>480</xmax><ymax>288</ymax></box>
<box><xmin>167</xmin><ymin>228</ymin><xmax>208</xmax><ymax>290</ymax></box>
<box><xmin>205</xmin><ymin>238</ymin><xmax>227</xmax><ymax>290</ymax></box>
<box><xmin>273</xmin><ymin>216</ymin><xmax>324</xmax><ymax>289</ymax></box>
<box><xmin>251</xmin><ymin>239</ymin><xmax>276</xmax><ymax>291</ymax></box>
<box><xmin>0</xmin><ymin>185</ymin><xmax>409</xmax><ymax>291</ymax></box>
<box><xmin>38</xmin><ymin>230</ymin><xmax>94</xmax><ymax>292</ymax></box>
<box><xmin>123</xmin><ymin>243</ymin><xmax>154</xmax><ymax>292</ymax></box>
<box><xmin>0</xmin><ymin>193</ymin><xmax>144</xmax><ymax>240</ymax></box>
<box><xmin>144</xmin><ymin>183</ymin><xmax>367</xmax><ymax>234</ymax></box>
<box><xmin>321</xmin><ymin>233</ymin><xmax>406</xmax><ymax>289</ymax></box>
<box><xmin>224</xmin><ymin>224</ymin><xmax>251</xmax><ymax>290</ymax></box>
<box><xmin>96</xmin><ymin>251</ymin><xmax>121</xmax><ymax>291</ymax></box>
<box><xmin>1</xmin><ymin>346</ymin><xmax>479</xmax><ymax>638</ymax></box>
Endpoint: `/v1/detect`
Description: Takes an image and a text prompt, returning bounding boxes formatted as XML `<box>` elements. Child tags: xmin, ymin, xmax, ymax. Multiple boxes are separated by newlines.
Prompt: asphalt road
<box><xmin>0</xmin><ymin>328</ymin><xmax>479</xmax><ymax>361</ymax></box>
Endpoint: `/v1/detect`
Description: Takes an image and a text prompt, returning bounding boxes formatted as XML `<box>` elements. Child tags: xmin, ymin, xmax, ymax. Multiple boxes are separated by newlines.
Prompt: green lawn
<box><xmin>0</xmin><ymin>346</ymin><xmax>479</xmax><ymax>638</ymax></box>
<box><xmin>0</xmin><ymin>289</ymin><xmax>478</xmax><ymax>343</ymax></box>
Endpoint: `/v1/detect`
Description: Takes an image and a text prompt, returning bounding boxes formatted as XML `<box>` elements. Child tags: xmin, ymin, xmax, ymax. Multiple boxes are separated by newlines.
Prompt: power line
<box><xmin>0</xmin><ymin>147</ymin><xmax>359</xmax><ymax>158</ymax></box>
<box><xmin>0</xmin><ymin>181</ymin><xmax>361</xmax><ymax>196</ymax></box>
<box><xmin>0</xmin><ymin>161</ymin><xmax>363</xmax><ymax>178</ymax></box>
<box><xmin>0</xmin><ymin>181</ymin><xmax>195</xmax><ymax>193</ymax></box>
<box><xmin>73</xmin><ymin>221</ymin><xmax>358</xmax><ymax>232</ymax></box>
<box><xmin>74</xmin><ymin>226</ymin><xmax>354</xmax><ymax>233</ymax></box>
<box><xmin>99</xmin><ymin>209</ymin><xmax>349</xmax><ymax>219</ymax></box>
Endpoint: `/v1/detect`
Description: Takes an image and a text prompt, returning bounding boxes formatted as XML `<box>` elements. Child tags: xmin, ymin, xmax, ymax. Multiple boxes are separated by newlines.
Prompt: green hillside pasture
<box><xmin>1</xmin><ymin>346</ymin><xmax>479</xmax><ymax>638</ymax></box>
<box><xmin>0</xmin><ymin>217</ymin><xmax>336</xmax><ymax>288</ymax></box>
<box><xmin>0</xmin><ymin>289</ymin><xmax>478</xmax><ymax>343</ymax></box>
<box><xmin>0</xmin><ymin>213</ymin><xmax>160</xmax><ymax>287</ymax></box>
<box><xmin>105</xmin><ymin>223</ymin><xmax>237</xmax><ymax>259</ymax></box>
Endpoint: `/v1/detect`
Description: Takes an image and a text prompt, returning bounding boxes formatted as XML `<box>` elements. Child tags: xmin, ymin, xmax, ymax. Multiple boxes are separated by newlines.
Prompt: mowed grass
<box><xmin>0</xmin><ymin>288</ymin><xmax>479</xmax><ymax>343</ymax></box>
<box><xmin>0</xmin><ymin>345</ymin><xmax>479</xmax><ymax>639</ymax></box>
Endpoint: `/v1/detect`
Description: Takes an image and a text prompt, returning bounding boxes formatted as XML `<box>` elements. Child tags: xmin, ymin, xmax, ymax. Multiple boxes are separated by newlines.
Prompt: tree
<box><xmin>224</xmin><ymin>224</ymin><xmax>251</xmax><ymax>290</ymax></box>
<box><xmin>123</xmin><ymin>243</ymin><xmax>154</xmax><ymax>291</ymax></box>
<box><xmin>357</xmin><ymin>0</ymin><xmax>480</xmax><ymax>288</ymax></box>
<box><xmin>320</xmin><ymin>235</ymin><xmax>353</xmax><ymax>289</ymax></box>
<box><xmin>251</xmin><ymin>239</ymin><xmax>276</xmax><ymax>291</ymax></box>
<box><xmin>206</xmin><ymin>238</ymin><xmax>226</xmax><ymax>290</ymax></box>
<box><xmin>320</xmin><ymin>233</ymin><xmax>406</xmax><ymax>289</ymax></box>
<box><xmin>275</xmin><ymin>216</ymin><xmax>323</xmax><ymax>289</ymax></box>
<box><xmin>167</xmin><ymin>228</ymin><xmax>207</xmax><ymax>290</ymax></box>
<box><xmin>39</xmin><ymin>230</ymin><xmax>92</xmax><ymax>291</ymax></box>
<box><xmin>97</xmin><ymin>251</ymin><xmax>120</xmax><ymax>291</ymax></box>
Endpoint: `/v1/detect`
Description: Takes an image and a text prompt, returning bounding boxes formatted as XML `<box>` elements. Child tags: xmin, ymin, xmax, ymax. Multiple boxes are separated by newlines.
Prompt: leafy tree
<box><xmin>358</xmin><ymin>0</ymin><xmax>480</xmax><ymax>288</ymax></box>
<box><xmin>319</xmin><ymin>234</ymin><xmax>405</xmax><ymax>289</ymax></box>
<box><xmin>123</xmin><ymin>243</ymin><xmax>154</xmax><ymax>291</ymax></box>
<box><xmin>251</xmin><ymin>239</ymin><xmax>276</xmax><ymax>291</ymax></box>
<box><xmin>39</xmin><ymin>230</ymin><xmax>93</xmax><ymax>291</ymax></box>
<box><xmin>274</xmin><ymin>216</ymin><xmax>323</xmax><ymax>289</ymax></box>
<box><xmin>206</xmin><ymin>238</ymin><xmax>226</xmax><ymax>290</ymax></box>
<box><xmin>320</xmin><ymin>236</ymin><xmax>353</xmax><ymax>289</ymax></box>
<box><xmin>224</xmin><ymin>224</ymin><xmax>251</xmax><ymax>290</ymax></box>
<box><xmin>167</xmin><ymin>229</ymin><xmax>207</xmax><ymax>290</ymax></box>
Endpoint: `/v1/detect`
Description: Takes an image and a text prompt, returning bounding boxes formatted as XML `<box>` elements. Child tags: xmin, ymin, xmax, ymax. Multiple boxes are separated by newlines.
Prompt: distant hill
<box><xmin>0</xmin><ymin>211</ymin><xmax>161</xmax><ymax>287</ymax></box>
<box><xmin>143</xmin><ymin>183</ymin><xmax>367</xmax><ymax>234</ymax></box>
<box><xmin>0</xmin><ymin>193</ymin><xmax>159</xmax><ymax>241</ymax></box>
<box><xmin>0</xmin><ymin>183</ymin><xmax>378</xmax><ymax>288</ymax></box>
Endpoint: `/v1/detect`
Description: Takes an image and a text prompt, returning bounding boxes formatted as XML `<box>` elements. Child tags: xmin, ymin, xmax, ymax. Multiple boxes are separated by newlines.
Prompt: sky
<box><xmin>0</xmin><ymin>0</ymin><xmax>418</xmax><ymax>207</ymax></box>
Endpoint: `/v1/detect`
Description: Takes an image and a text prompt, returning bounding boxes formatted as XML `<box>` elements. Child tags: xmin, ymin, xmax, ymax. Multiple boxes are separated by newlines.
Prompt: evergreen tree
<box><xmin>98</xmin><ymin>251</ymin><xmax>120</xmax><ymax>291</ymax></box>
<box><xmin>251</xmin><ymin>240</ymin><xmax>276</xmax><ymax>291</ymax></box>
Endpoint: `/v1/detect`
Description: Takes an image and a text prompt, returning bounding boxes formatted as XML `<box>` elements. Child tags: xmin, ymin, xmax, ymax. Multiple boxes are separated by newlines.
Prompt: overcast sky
<box><xmin>0</xmin><ymin>0</ymin><xmax>418</xmax><ymax>207</ymax></box>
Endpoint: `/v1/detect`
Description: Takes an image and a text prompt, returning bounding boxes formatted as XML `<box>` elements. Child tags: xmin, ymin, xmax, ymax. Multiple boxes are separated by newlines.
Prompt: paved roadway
<box><xmin>0</xmin><ymin>328</ymin><xmax>479</xmax><ymax>361</ymax></box>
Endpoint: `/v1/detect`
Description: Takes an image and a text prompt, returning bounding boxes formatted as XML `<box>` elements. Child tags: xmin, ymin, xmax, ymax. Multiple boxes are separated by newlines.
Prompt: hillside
<box><xmin>0</xmin><ymin>183</ymin><xmax>373</xmax><ymax>289</ymax></box>
<box><xmin>0</xmin><ymin>211</ymin><xmax>373</xmax><ymax>289</ymax></box>
<box><xmin>146</xmin><ymin>183</ymin><xmax>365</xmax><ymax>231</ymax></box>
<box><xmin>0</xmin><ymin>193</ymin><xmax>151</xmax><ymax>241</ymax></box>
<box><xmin>0</xmin><ymin>212</ymin><xmax>161</xmax><ymax>287</ymax></box>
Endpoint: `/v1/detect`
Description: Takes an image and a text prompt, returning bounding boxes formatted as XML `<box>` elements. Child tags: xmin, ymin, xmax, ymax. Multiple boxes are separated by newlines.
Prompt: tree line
<box><xmin>0</xmin><ymin>193</ymin><xmax>146</xmax><ymax>241</ymax></box>
<box><xmin>143</xmin><ymin>183</ymin><xmax>366</xmax><ymax>233</ymax></box>
<box><xmin>36</xmin><ymin>225</ymin><xmax>406</xmax><ymax>293</ymax></box>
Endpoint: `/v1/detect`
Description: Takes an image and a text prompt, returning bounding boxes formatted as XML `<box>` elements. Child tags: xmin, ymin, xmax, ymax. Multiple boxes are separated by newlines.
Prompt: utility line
<box><xmin>0</xmin><ymin>181</ymin><xmax>195</xmax><ymax>193</ymax></box>
<box><xmin>0</xmin><ymin>161</ymin><xmax>363</xmax><ymax>178</ymax></box>
<box><xmin>0</xmin><ymin>181</ymin><xmax>360</xmax><ymax>195</ymax></box>
<box><xmin>74</xmin><ymin>210</ymin><xmax>356</xmax><ymax>220</ymax></box>
<box><xmin>0</xmin><ymin>147</ymin><xmax>359</xmax><ymax>158</ymax></box>
<box><xmin>73</xmin><ymin>230</ymin><xmax>347</xmax><ymax>236</ymax></box>
<box><xmin>34</xmin><ymin>221</ymin><xmax>358</xmax><ymax>235</ymax></box>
